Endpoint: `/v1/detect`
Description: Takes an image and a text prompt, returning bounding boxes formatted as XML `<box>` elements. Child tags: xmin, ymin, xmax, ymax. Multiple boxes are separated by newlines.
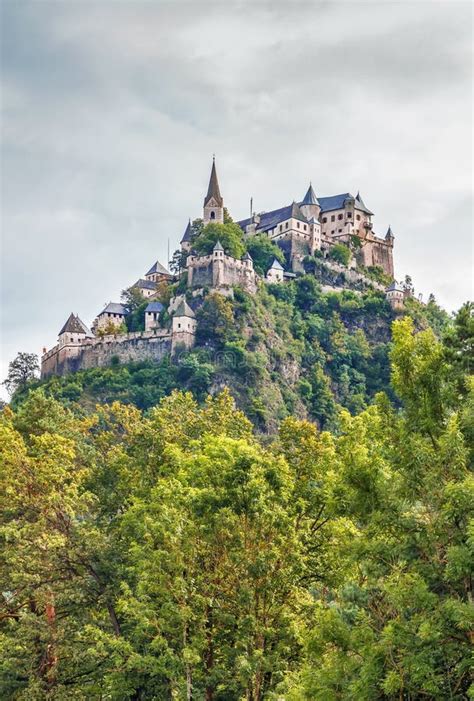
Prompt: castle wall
<box><xmin>187</xmin><ymin>253</ymin><xmax>257</xmax><ymax>293</ymax></box>
<box><xmin>41</xmin><ymin>331</ymin><xmax>173</xmax><ymax>379</ymax></box>
<box><xmin>358</xmin><ymin>237</ymin><xmax>394</xmax><ymax>277</ymax></box>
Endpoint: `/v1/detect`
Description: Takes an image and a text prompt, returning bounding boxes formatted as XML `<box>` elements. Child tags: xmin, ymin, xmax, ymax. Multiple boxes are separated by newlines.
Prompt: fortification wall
<box><xmin>41</xmin><ymin>331</ymin><xmax>173</xmax><ymax>379</ymax></box>
<box><xmin>187</xmin><ymin>254</ymin><xmax>257</xmax><ymax>293</ymax></box>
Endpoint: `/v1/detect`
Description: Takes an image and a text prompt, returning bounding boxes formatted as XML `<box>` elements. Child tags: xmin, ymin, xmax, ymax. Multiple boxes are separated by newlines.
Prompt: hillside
<box><xmin>13</xmin><ymin>277</ymin><xmax>450</xmax><ymax>432</ymax></box>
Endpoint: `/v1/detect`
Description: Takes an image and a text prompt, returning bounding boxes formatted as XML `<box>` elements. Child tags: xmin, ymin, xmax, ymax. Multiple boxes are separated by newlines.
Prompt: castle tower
<box><xmin>300</xmin><ymin>183</ymin><xmax>320</xmax><ymax>221</ymax></box>
<box><xmin>58</xmin><ymin>313</ymin><xmax>93</xmax><ymax>347</ymax></box>
<box><xmin>385</xmin><ymin>225</ymin><xmax>394</xmax><ymax>244</ymax></box>
<box><xmin>180</xmin><ymin>219</ymin><xmax>193</xmax><ymax>252</ymax></box>
<box><xmin>171</xmin><ymin>299</ymin><xmax>196</xmax><ymax>351</ymax></box>
<box><xmin>203</xmin><ymin>157</ymin><xmax>224</xmax><ymax>225</ymax></box>
<box><xmin>212</xmin><ymin>239</ymin><xmax>225</xmax><ymax>287</ymax></box>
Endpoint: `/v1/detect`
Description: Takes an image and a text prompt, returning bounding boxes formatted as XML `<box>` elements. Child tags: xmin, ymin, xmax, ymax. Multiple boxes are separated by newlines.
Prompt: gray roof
<box><xmin>174</xmin><ymin>300</ymin><xmax>195</xmax><ymax>318</ymax></box>
<box><xmin>385</xmin><ymin>225</ymin><xmax>394</xmax><ymax>239</ymax></box>
<box><xmin>204</xmin><ymin>157</ymin><xmax>223</xmax><ymax>207</ymax></box>
<box><xmin>213</xmin><ymin>239</ymin><xmax>224</xmax><ymax>251</ymax></box>
<box><xmin>145</xmin><ymin>260</ymin><xmax>171</xmax><ymax>276</ymax></box>
<box><xmin>145</xmin><ymin>301</ymin><xmax>164</xmax><ymax>313</ymax></box>
<box><xmin>238</xmin><ymin>201</ymin><xmax>307</xmax><ymax>234</ymax></box>
<box><xmin>59</xmin><ymin>313</ymin><xmax>93</xmax><ymax>336</ymax></box>
<box><xmin>242</xmin><ymin>251</ymin><xmax>253</xmax><ymax>261</ymax></box>
<box><xmin>386</xmin><ymin>282</ymin><xmax>404</xmax><ymax>292</ymax></box>
<box><xmin>100</xmin><ymin>302</ymin><xmax>127</xmax><ymax>316</ymax></box>
<box><xmin>180</xmin><ymin>219</ymin><xmax>192</xmax><ymax>243</ymax></box>
<box><xmin>355</xmin><ymin>192</ymin><xmax>374</xmax><ymax>215</ymax></box>
<box><xmin>301</xmin><ymin>183</ymin><xmax>320</xmax><ymax>206</ymax></box>
<box><xmin>269</xmin><ymin>258</ymin><xmax>284</xmax><ymax>270</ymax></box>
<box><xmin>317</xmin><ymin>193</ymin><xmax>353</xmax><ymax>212</ymax></box>
<box><xmin>133</xmin><ymin>278</ymin><xmax>157</xmax><ymax>290</ymax></box>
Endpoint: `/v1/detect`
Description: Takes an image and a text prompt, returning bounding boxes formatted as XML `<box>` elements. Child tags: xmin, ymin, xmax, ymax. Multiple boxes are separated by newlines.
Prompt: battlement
<box><xmin>41</xmin><ymin>327</ymin><xmax>194</xmax><ymax>379</ymax></box>
<box><xmin>187</xmin><ymin>246</ymin><xmax>257</xmax><ymax>293</ymax></box>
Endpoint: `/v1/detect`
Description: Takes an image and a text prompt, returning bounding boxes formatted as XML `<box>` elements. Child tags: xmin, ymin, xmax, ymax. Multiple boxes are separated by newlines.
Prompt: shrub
<box><xmin>329</xmin><ymin>243</ymin><xmax>351</xmax><ymax>267</ymax></box>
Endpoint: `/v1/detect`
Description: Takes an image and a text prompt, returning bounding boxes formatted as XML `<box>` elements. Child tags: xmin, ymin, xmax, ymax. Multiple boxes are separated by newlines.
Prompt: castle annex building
<box><xmin>41</xmin><ymin>160</ymin><xmax>398</xmax><ymax>379</ymax></box>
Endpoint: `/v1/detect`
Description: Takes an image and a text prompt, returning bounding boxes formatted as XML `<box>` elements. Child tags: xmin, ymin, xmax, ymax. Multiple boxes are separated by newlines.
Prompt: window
<box><xmin>331</xmin><ymin>215</ymin><xmax>335</xmax><ymax>222</ymax></box>
<box><xmin>297</xmin><ymin>222</ymin><xmax>300</xmax><ymax>229</ymax></box>
<box><xmin>331</xmin><ymin>230</ymin><xmax>335</xmax><ymax>235</ymax></box>
<box><xmin>322</xmin><ymin>217</ymin><xmax>327</xmax><ymax>223</ymax></box>
<box><xmin>210</xmin><ymin>211</ymin><xmax>215</xmax><ymax>220</ymax></box>
<box><xmin>285</xmin><ymin>222</ymin><xmax>289</xmax><ymax>229</ymax></box>
<box><xmin>338</xmin><ymin>214</ymin><xmax>343</xmax><ymax>220</ymax></box>
<box><xmin>347</xmin><ymin>212</ymin><xmax>352</xmax><ymax>218</ymax></box>
<box><xmin>339</xmin><ymin>229</ymin><xmax>342</xmax><ymax>233</ymax></box>
<box><xmin>356</xmin><ymin>214</ymin><xmax>361</xmax><ymax>221</ymax></box>
<box><xmin>303</xmin><ymin>224</ymin><xmax>307</xmax><ymax>230</ymax></box>
<box><xmin>279</xmin><ymin>224</ymin><xmax>282</xmax><ymax>231</ymax></box>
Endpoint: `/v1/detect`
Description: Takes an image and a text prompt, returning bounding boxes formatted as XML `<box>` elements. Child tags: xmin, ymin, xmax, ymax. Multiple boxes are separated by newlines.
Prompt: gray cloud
<box><xmin>1</xmin><ymin>0</ymin><xmax>472</xmax><ymax>397</ymax></box>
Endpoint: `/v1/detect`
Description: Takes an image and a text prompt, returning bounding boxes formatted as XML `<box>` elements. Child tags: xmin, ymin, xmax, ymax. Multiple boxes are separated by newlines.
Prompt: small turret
<box><xmin>355</xmin><ymin>191</ymin><xmax>374</xmax><ymax>216</ymax></box>
<box><xmin>203</xmin><ymin>157</ymin><xmax>224</xmax><ymax>225</ymax></box>
<box><xmin>300</xmin><ymin>182</ymin><xmax>321</xmax><ymax>221</ymax></box>
<box><xmin>180</xmin><ymin>219</ymin><xmax>193</xmax><ymax>252</ymax></box>
<box><xmin>242</xmin><ymin>251</ymin><xmax>253</xmax><ymax>268</ymax></box>
<box><xmin>213</xmin><ymin>239</ymin><xmax>224</xmax><ymax>254</ymax></box>
<box><xmin>266</xmin><ymin>258</ymin><xmax>284</xmax><ymax>284</ymax></box>
<box><xmin>385</xmin><ymin>225</ymin><xmax>394</xmax><ymax>243</ymax></box>
<box><xmin>172</xmin><ymin>299</ymin><xmax>197</xmax><ymax>350</ymax></box>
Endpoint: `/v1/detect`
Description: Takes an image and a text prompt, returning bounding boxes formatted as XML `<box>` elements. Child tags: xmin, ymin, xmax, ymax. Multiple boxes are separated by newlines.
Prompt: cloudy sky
<box><xmin>1</xmin><ymin>0</ymin><xmax>472</xmax><ymax>395</ymax></box>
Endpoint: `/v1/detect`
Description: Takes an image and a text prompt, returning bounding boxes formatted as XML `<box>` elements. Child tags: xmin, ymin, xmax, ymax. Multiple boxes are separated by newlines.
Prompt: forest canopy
<box><xmin>1</xmin><ymin>306</ymin><xmax>472</xmax><ymax>700</ymax></box>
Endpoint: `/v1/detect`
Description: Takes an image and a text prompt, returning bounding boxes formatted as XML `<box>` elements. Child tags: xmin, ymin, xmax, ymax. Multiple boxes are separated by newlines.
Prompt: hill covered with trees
<box><xmin>1</xmin><ymin>303</ymin><xmax>472</xmax><ymax>699</ymax></box>
<box><xmin>10</xmin><ymin>278</ymin><xmax>450</xmax><ymax>434</ymax></box>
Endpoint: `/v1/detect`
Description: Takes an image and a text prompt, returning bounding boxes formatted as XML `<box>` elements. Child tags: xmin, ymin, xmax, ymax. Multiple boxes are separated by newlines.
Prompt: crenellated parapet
<box><xmin>186</xmin><ymin>241</ymin><xmax>258</xmax><ymax>293</ymax></box>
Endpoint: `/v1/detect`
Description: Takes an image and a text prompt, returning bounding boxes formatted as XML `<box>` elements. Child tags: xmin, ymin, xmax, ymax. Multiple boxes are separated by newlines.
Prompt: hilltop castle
<box><xmin>41</xmin><ymin>160</ymin><xmax>399</xmax><ymax>379</ymax></box>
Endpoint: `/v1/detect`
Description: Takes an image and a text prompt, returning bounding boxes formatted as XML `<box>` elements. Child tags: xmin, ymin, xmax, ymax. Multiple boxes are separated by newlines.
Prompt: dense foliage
<box><xmin>14</xmin><ymin>281</ymin><xmax>451</xmax><ymax>434</ymax></box>
<box><xmin>1</xmin><ymin>305</ymin><xmax>472</xmax><ymax>700</ymax></box>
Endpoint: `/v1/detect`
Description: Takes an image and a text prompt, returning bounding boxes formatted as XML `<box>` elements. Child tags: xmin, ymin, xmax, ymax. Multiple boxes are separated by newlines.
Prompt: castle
<box><xmin>41</xmin><ymin>160</ymin><xmax>400</xmax><ymax>379</ymax></box>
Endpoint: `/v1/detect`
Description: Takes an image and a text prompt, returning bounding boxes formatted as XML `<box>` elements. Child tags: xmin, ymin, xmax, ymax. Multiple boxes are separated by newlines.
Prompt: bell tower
<box><xmin>203</xmin><ymin>157</ymin><xmax>224</xmax><ymax>225</ymax></box>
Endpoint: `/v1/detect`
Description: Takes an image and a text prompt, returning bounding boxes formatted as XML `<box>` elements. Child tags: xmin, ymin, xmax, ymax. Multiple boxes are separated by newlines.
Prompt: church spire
<box><xmin>203</xmin><ymin>157</ymin><xmax>224</xmax><ymax>224</ymax></box>
<box><xmin>204</xmin><ymin>157</ymin><xmax>223</xmax><ymax>207</ymax></box>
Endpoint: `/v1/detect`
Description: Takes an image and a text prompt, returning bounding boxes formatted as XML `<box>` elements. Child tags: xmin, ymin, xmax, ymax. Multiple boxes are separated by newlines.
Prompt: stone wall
<box><xmin>187</xmin><ymin>252</ymin><xmax>257</xmax><ymax>293</ymax></box>
<box><xmin>41</xmin><ymin>331</ymin><xmax>173</xmax><ymax>379</ymax></box>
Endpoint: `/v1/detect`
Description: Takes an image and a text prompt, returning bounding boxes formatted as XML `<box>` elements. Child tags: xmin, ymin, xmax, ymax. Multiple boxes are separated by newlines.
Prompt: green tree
<box><xmin>245</xmin><ymin>234</ymin><xmax>285</xmax><ymax>275</ymax></box>
<box><xmin>3</xmin><ymin>352</ymin><xmax>39</xmax><ymax>395</ymax></box>
<box><xmin>121</xmin><ymin>286</ymin><xmax>148</xmax><ymax>332</ymax></box>
<box><xmin>196</xmin><ymin>292</ymin><xmax>236</xmax><ymax>346</ymax></box>
<box><xmin>192</xmin><ymin>221</ymin><xmax>246</xmax><ymax>258</ymax></box>
<box><xmin>328</xmin><ymin>243</ymin><xmax>351</xmax><ymax>267</ymax></box>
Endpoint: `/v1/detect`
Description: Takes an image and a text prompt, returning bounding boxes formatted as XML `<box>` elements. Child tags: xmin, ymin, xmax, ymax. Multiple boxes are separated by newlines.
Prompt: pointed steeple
<box><xmin>213</xmin><ymin>239</ymin><xmax>224</xmax><ymax>251</ymax></box>
<box><xmin>355</xmin><ymin>191</ymin><xmax>374</xmax><ymax>216</ymax></box>
<box><xmin>204</xmin><ymin>157</ymin><xmax>223</xmax><ymax>207</ymax></box>
<box><xmin>180</xmin><ymin>218</ymin><xmax>192</xmax><ymax>243</ymax></box>
<box><xmin>385</xmin><ymin>225</ymin><xmax>394</xmax><ymax>241</ymax></box>
<box><xmin>59</xmin><ymin>313</ymin><xmax>93</xmax><ymax>337</ymax></box>
<box><xmin>301</xmin><ymin>182</ymin><xmax>319</xmax><ymax>206</ymax></box>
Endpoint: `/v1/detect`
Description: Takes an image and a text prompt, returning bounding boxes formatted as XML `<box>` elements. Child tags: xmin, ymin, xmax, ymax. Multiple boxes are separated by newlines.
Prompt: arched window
<box><xmin>210</xmin><ymin>211</ymin><xmax>216</xmax><ymax>220</ymax></box>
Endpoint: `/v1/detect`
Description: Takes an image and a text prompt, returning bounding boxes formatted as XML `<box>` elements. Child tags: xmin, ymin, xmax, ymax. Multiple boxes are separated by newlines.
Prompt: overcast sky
<box><xmin>1</xmin><ymin>0</ymin><xmax>472</xmax><ymax>396</ymax></box>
